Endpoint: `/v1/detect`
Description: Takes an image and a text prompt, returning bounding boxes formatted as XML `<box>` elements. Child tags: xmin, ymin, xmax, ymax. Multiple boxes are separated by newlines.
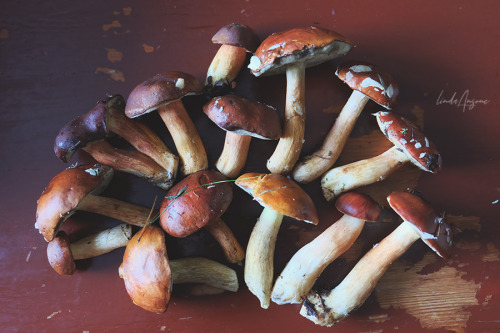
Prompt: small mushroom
<box><xmin>248</xmin><ymin>26</ymin><xmax>352</xmax><ymax>174</ymax></box>
<box><xmin>125</xmin><ymin>72</ymin><xmax>207</xmax><ymax>175</ymax></box>
<box><xmin>203</xmin><ymin>94</ymin><xmax>281</xmax><ymax>178</ymax></box>
<box><xmin>271</xmin><ymin>192</ymin><xmax>381</xmax><ymax>305</ymax></box>
<box><xmin>293</xmin><ymin>62</ymin><xmax>398</xmax><ymax>183</ymax></box>
<box><xmin>321</xmin><ymin>111</ymin><xmax>442</xmax><ymax>201</ymax></box>
<box><xmin>235</xmin><ymin>172</ymin><xmax>318</xmax><ymax>308</ymax></box>
<box><xmin>300</xmin><ymin>191</ymin><xmax>452</xmax><ymax>326</ymax></box>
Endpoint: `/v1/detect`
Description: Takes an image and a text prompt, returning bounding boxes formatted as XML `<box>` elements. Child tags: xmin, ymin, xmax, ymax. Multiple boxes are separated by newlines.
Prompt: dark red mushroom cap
<box><xmin>376</xmin><ymin>111</ymin><xmax>442</xmax><ymax>174</ymax></box>
<box><xmin>387</xmin><ymin>191</ymin><xmax>452</xmax><ymax>259</ymax></box>
<box><xmin>203</xmin><ymin>94</ymin><xmax>281</xmax><ymax>140</ymax></box>
<box><xmin>47</xmin><ymin>231</ymin><xmax>75</xmax><ymax>275</ymax></box>
<box><xmin>212</xmin><ymin>23</ymin><xmax>260</xmax><ymax>53</ymax></box>
<box><xmin>335</xmin><ymin>192</ymin><xmax>381</xmax><ymax>222</ymax></box>
<box><xmin>336</xmin><ymin>61</ymin><xmax>398</xmax><ymax>109</ymax></box>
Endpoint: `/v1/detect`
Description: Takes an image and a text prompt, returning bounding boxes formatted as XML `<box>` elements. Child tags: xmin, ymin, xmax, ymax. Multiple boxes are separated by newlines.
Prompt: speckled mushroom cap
<box><xmin>35</xmin><ymin>164</ymin><xmax>114</xmax><ymax>242</ymax></box>
<box><xmin>248</xmin><ymin>26</ymin><xmax>352</xmax><ymax>77</ymax></box>
<box><xmin>335</xmin><ymin>192</ymin><xmax>382</xmax><ymax>222</ymax></box>
<box><xmin>376</xmin><ymin>111</ymin><xmax>442</xmax><ymax>174</ymax></box>
<box><xmin>387</xmin><ymin>192</ymin><xmax>452</xmax><ymax>259</ymax></box>
<box><xmin>336</xmin><ymin>61</ymin><xmax>398</xmax><ymax>109</ymax></box>
<box><xmin>47</xmin><ymin>231</ymin><xmax>76</xmax><ymax>275</ymax></box>
<box><xmin>119</xmin><ymin>225</ymin><xmax>172</xmax><ymax>313</ymax></box>
<box><xmin>159</xmin><ymin>170</ymin><xmax>233</xmax><ymax>237</ymax></box>
<box><xmin>125</xmin><ymin>72</ymin><xmax>204</xmax><ymax>119</ymax></box>
<box><xmin>212</xmin><ymin>23</ymin><xmax>260</xmax><ymax>53</ymax></box>
<box><xmin>203</xmin><ymin>94</ymin><xmax>281</xmax><ymax>139</ymax></box>
<box><xmin>235</xmin><ymin>173</ymin><xmax>319</xmax><ymax>225</ymax></box>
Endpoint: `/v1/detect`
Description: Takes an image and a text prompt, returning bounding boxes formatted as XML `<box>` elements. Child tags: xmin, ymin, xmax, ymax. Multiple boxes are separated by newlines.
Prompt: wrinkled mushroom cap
<box><xmin>125</xmin><ymin>72</ymin><xmax>204</xmax><ymax>119</ymax></box>
<box><xmin>35</xmin><ymin>164</ymin><xmax>114</xmax><ymax>242</ymax></box>
<box><xmin>203</xmin><ymin>94</ymin><xmax>281</xmax><ymax>140</ymax></box>
<box><xmin>335</xmin><ymin>192</ymin><xmax>381</xmax><ymax>222</ymax></box>
<box><xmin>336</xmin><ymin>61</ymin><xmax>398</xmax><ymax>109</ymax></box>
<box><xmin>376</xmin><ymin>111</ymin><xmax>442</xmax><ymax>174</ymax></box>
<box><xmin>212</xmin><ymin>23</ymin><xmax>260</xmax><ymax>53</ymax></box>
<box><xmin>159</xmin><ymin>170</ymin><xmax>233</xmax><ymax>237</ymax></box>
<box><xmin>235</xmin><ymin>172</ymin><xmax>318</xmax><ymax>224</ymax></box>
<box><xmin>47</xmin><ymin>231</ymin><xmax>75</xmax><ymax>275</ymax></box>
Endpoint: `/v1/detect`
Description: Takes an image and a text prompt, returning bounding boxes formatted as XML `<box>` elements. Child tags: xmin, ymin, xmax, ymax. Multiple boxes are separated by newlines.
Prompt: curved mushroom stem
<box><xmin>300</xmin><ymin>220</ymin><xmax>420</xmax><ymax>326</ymax></box>
<box><xmin>321</xmin><ymin>146</ymin><xmax>409</xmax><ymax>201</ymax></box>
<box><xmin>205</xmin><ymin>44</ymin><xmax>247</xmax><ymax>92</ymax></box>
<box><xmin>205</xmin><ymin>217</ymin><xmax>245</xmax><ymax>264</ymax></box>
<box><xmin>244</xmin><ymin>207</ymin><xmax>284</xmax><ymax>309</ymax></box>
<box><xmin>267</xmin><ymin>62</ymin><xmax>306</xmax><ymax>174</ymax></box>
<box><xmin>158</xmin><ymin>100</ymin><xmax>208</xmax><ymax>175</ymax></box>
<box><xmin>293</xmin><ymin>90</ymin><xmax>370</xmax><ymax>183</ymax></box>
<box><xmin>272</xmin><ymin>215</ymin><xmax>365</xmax><ymax>305</ymax></box>
<box><xmin>216</xmin><ymin>132</ymin><xmax>252</xmax><ymax>178</ymax></box>
<box><xmin>71</xmin><ymin>224</ymin><xmax>132</xmax><ymax>260</ymax></box>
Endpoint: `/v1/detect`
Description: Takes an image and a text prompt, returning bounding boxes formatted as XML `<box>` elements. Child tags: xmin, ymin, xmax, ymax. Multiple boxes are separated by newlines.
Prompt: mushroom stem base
<box><xmin>216</xmin><ymin>132</ymin><xmax>252</xmax><ymax>178</ymax></box>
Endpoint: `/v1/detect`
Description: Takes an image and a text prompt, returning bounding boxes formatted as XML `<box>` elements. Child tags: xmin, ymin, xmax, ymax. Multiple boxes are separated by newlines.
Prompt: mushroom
<box><xmin>248</xmin><ymin>26</ymin><xmax>352</xmax><ymax>174</ymax></box>
<box><xmin>125</xmin><ymin>72</ymin><xmax>208</xmax><ymax>175</ymax></box>
<box><xmin>159</xmin><ymin>170</ymin><xmax>244</xmax><ymax>264</ymax></box>
<box><xmin>271</xmin><ymin>192</ymin><xmax>381</xmax><ymax>305</ymax></box>
<box><xmin>321</xmin><ymin>111</ymin><xmax>442</xmax><ymax>201</ymax></box>
<box><xmin>203</xmin><ymin>94</ymin><xmax>281</xmax><ymax>178</ymax></box>
<box><xmin>300</xmin><ymin>191</ymin><xmax>452</xmax><ymax>326</ymax></box>
<box><xmin>293</xmin><ymin>61</ymin><xmax>398</xmax><ymax>183</ymax></box>
<box><xmin>205</xmin><ymin>23</ymin><xmax>260</xmax><ymax>95</ymax></box>
<box><xmin>35</xmin><ymin>164</ymin><xmax>151</xmax><ymax>242</ymax></box>
<box><xmin>47</xmin><ymin>224</ymin><xmax>132</xmax><ymax>275</ymax></box>
<box><xmin>235</xmin><ymin>172</ymin><xmax>318</xmax><ymax>308</ymax></box>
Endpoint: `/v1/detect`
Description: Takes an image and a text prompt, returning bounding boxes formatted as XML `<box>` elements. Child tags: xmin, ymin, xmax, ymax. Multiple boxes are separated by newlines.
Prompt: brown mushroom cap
<box><xmin>336</xmin><ymin>61</ymin><xmax>398</xmax><ymax>109</ymax></box>
<box><xmin>159</xmin><ymin>170</ymin><xmax>233</xmax><ymax>237</ymax></box>
<box><xmin>203</xmin><ymin>94</ymin><xmax>281</xmax><ymax>139</ymax></box>
<box><xmin>335</xmin><ymin>192</ymin><xmax>382</xmax><ymax>222</ymax></box>
<box><xmin>47</xmin><ymin>231</ymin><xmax>75</xmax><ymax>275</ymax></box>
<box><xmin>235</xmin><ymin>173</ymin><xmax>318</xmax><ymax>224</ymax></box>
<box><xmin>125</xmin><ymin>72</ymin><xmax>204</xmax><ymax>119</ymax></box>
<box><xmin>376</xmin><ymin>111</ymin><xmax>442</xmax><ymax>174</ymax></box>
<box><xmin>35</xmin><ymin>165</ymin><xmax>114</xmax><ymax>242</ymax></box>
<box><xmin>249</xmin><ymin>26</ymin><xmax>352</xmax><ymax>77</ymax></box>
<box><xmin>387</xmin><ymin>192</ymin><xmax>452</xmax><ymax>259</ymax></box>
<box><xmin>212</xmin><ymin>23</ymin><xmax>260</xmax><ymax>53</ymax></box>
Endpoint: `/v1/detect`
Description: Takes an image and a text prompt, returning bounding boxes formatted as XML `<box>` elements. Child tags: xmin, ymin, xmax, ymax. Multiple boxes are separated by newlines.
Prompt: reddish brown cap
<box><xmin>235</xmin><ymin>173</ymin><xmax>318</xmax><ymax>224</ymax></box>
<box><xmin>336</xmin><ymin>61</ymin><xmax>398</xmax><ymax>109</ymax></box>
<box><xmin>387</xmin><ymin>192</ymin><xmax>452</xmax><ymax>259</ymax></box>
<box><xmin>125</xmin><ymin>72</ymin><xmax>204</xmax><ymax>119</ymax></box>
<box><xmin>159</xmin><ymin>170</ymin><xmax>233</xmax><ymax>237</ymax></box>
<box><xmin>203</xmin><ymin>94</ymin><xmax>281</xmax><ymax>140</ymax></box>
<box><xmin>35</xmin><ymin>164</ymin><xmax>114</xmax><ymax>242</ymax></box>
<box><xmin>376</xmin><ymin>111</ymin><xmax>442</xmax><ymax>174</ymax></box>
<box><xmin>335</xmin><ymin>192</ymin><xmax>381</xmax><ymax>222</ymax></box>
<box><xmin>47</xmin><ymin>231</ymin><xmax>76</xmax><ymax>275</ymax></box>
<box><xmin>248</xmin><ymin>26</ymin><xmax>352</xmax><ymax>77</ymax></box>
<box><xmin>212</xmin><ymin>23</ymin><xmax>260</xmax><ymax>53</ymax></box>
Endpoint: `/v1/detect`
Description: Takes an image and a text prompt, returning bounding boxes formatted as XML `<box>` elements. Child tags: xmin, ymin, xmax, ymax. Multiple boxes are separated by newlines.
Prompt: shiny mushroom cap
<box><xmin>335</xmin><ymin>192</ymin><xmax>382</xmax><ymax>222</ymax></box>
<box><xmin>212</xmin><ymin>23</ymin><xmax>260</xmax><ymax>53</ymax></box>
<box><xmin>376</xmin><ymin>111</ymin><xmax>442</xmax><ymax>174</ymax></box>
<box><xmin>336</xmin><ymin>61</ymin><xmax>398</xmax><ymax>109</ymax></box>
<box><xmin>235</xmin><ymin>173</ymin><xmax>319</xmax><ymax>224</ymax></box>
<box><xmin>47</xmin><ymin>231</ymin><xmax>75</xmax><ymax>275</ymax></box>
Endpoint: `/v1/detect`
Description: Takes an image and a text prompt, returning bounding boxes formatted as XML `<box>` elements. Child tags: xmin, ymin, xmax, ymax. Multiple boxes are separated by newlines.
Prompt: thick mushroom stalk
<box><xmin>216</xmin><ymin>132</ymin><xmax>252</xmax><ymax>178</ymax></box>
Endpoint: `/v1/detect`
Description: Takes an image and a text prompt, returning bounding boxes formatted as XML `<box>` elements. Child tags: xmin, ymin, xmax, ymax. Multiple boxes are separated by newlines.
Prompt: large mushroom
<box><xmin>203</xmin><ymin>94</ymin><xmax>281</xmax><ymax>178</ymax></box>
<box><xmin>125</xmin><ymin>72</ymin><xmax>208</xmax><ymax>175</ymax></box>
<box><xmin>235</xmin><ymin>172</ymin><xmax>318</xmax><ymax>308</ymax></box>
<box><xmin>293</xmin><ymin>61</ymin><xmax>398</xmax><ymax>183</ymax></box>
<box><xmin>271</xmin><ymin>192</ymin><xmax>381</xmax><ymax>305</ymax></box>
<box><xmin>300</xmin><ymin>191</ymin><xmax>452</xmax><ymax>326</ymax></box>
<box><xmin>321</xmin><ymin>111</ymin><xmax>442</xmax><ymax>201</ymax></box>
<box><xmin>248</xmin><ymin>26</ymin><xmax>352</xmax><ymax>174</ymax></box>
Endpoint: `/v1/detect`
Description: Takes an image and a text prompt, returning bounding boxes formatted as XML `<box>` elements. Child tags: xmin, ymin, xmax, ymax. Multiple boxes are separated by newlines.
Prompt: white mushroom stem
<box><xmin>300</xmin><ymin>220</ymin><xmax>421</xmax><ymax>326</ymax></box>
<box><xmin>321</xmin><ymin>146</ymin><xmax>409</xmax><ymax>201</ymax></box>
<box><xmin>244</xmin><ymin>207</ymin><xmax>284</xmax><ymax>308</ymax></box>
<box><xmin>272</xmin><ymin>215</ymin><xmax>365</xmax><ymax>304</ymax></box>
<box><xmin>216</xmin><ymin>132</ymin><xmax>252</xmax><ymax>178</ymax></box>
<box><xmin>71</xmin><ymin>224</ymin><xmax>132</xmax><ymax>260</ymax></box>
<box><xmin>206</xmin><ymin>44</ymin><xmax>247</xmax><ymax>88</ymax></box>
<box><xmin>293</xmin><ymin>90</ymin><xmax>370</xmax><ymax>183</ymax></box>
<box><xmin>267</xmin><ymin>62</ymin><xmax>306</xmax><ymax>174</ymax></box>
<box><xmin>205</xmin><ymin>217</ymin><xmax>246</xmax><ymax>264</ymax></box>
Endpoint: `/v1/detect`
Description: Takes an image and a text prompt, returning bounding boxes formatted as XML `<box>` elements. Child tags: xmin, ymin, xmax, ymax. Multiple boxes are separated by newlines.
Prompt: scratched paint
<box><xmin>95</xmin><ymin>67</ymin><xmax>125</xmax><ymax>82</ymax></box>
<box><xmin>102</xmin><ymin>20</ymin><xmax>121</xmax><ymax>31</ymax></box>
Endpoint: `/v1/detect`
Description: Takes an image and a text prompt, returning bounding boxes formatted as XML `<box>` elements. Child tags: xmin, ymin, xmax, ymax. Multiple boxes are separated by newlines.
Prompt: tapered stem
<box><xmin>216</xmin><ymin>132</ymin><xmax>252</xmax><ymax>178</ymax></box>
<box><xmin>71</xmin><ymin>224</ymin><xmax>132</xmax><ymax>260</ymax></box>
<box><xmin>205</xmin><ymin>44</ymin><xmax>247</xmax><ymax>90</ymax></box>
<box><xmin>205</xmin><ymin>217</ymin><xmax>245</xmax><ymax>264</ymax></box>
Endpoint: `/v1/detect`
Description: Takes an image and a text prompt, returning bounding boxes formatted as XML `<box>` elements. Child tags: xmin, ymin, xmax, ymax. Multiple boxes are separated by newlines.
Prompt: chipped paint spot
<box><xmin>482</xmin><ymin>295</ymin><xmax>493</xmax><ymax>306</ymax></box>
<box><xmin>123</xmin><ymin>7</ymin><xmax>132</xmax><ymax>15</ymax></box>
<box><xmin>102</xmin><ymin>20</ymin><xmax>121</xmax><ymax>31</ymax></box>
<box><xmin>481</xmin><ymin>242</ymin><xmax>499</xmax><ymax>262</ymax></box>
<box><xmin>95</xmin><ymin>67</ymin><xmax>125</xmax><ymax>82</ymax></box>
<box><xmin>0</xmin><ymin>28</ymin><xmax>9</xmax><ymax>39</ymax></box>
<box><xmin>367</xmin><ymin>313</ymin><xmax>389</xmax><ymax>323</ymax></box>
<box><xmin>142</xmin><ymin>44</ymin><xmax>155</xmax><ymax>53</ymax></box>
<box><xmin>105</xmin><ymin>48</ymin><xmax>123</xmax><ymax>62</ymax></box>
<box><xmin>47</xmin><ymin>310</ymin><xmax>62</xmax><ymax>319</ymax></box>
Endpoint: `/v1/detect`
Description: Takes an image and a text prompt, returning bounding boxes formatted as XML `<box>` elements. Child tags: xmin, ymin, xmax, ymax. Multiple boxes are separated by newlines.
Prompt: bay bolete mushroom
<box><xmin>235</xmin><ymin>172</ymin><xmax>318</xmax><ymax>308</ymax></box>
<box><xmin>248</xmin><ymin>26</ymin><xmax>352</xmax><ymax>174</ymax></box>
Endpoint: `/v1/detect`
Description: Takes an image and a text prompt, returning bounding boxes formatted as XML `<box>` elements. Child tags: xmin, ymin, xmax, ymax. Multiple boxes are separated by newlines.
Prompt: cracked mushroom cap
<box><xmin>235</xmin><ymin>173</ymin><xmax>318</xmax><ymax>224</ymax></box>
<box><xmin>159</xmin><ymin>170</ymin><xmax>233</xmax><ymax>237</ymax></box>
<box><xmin>203</xmin><ymin>94</ymin><xmax>281</xmax><ymax>140</ymax></box>
<box><xmin>125</xmin><ymin>72</ymin><xmax>204</xmax><ymax>119</ymax></box>
<box><xmin>336</xmin><ymin>61</ymin><xmax>399</xmax><ymax>109</ymax></box>
<box><xmin>35</xmin><ymin>164</ymin><xmax>114</xmax><ymax>242</ymax></box>
<box><xmin>376</xmin><ymin>111</ymin><xmax>442</xmax><ymax>174</ymax></box>
<box><xmin>212</xmin><ymin>23</ymin><xmax>260</xmax><ymax>53</ymax></box>
<box><xmin>387</xmin><ymin>192</ymin><xmax>452</xmax><ymax>259</ymax></box>
<box><xmin>335</xmin><ymin>192</ymin><xmax>382</xmax><ymax>222</ymax></box>
<box><xmin>248</xmin><ymin>26</ymin><xmax>352</xmax><ymax>77</ymax></box>
<box><xmin>47</xmin><ymin>231</ymin><xmax>75</xmax><ymax>275</ymax></box>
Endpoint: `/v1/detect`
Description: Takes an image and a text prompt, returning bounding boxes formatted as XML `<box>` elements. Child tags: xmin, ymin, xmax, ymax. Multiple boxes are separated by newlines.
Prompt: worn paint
<box><xmin>142</xmin><ymin>44</ymin><xmax>155</xmax><ymax>53</ymax></box>
<box><xmin>123</xmin><ymin>7</ymin><xmax>132</xmax><ymax>15</ymax></box>
<box><xmin>95</xmin><ymin>67</ymin><xmax>125</xmax><ymax>82</ymax></box>
<box><xmin>481</xmin><ymin>242</ymin><xmax>500</xmax><ymax>262</ymax></box>
<box><xmin>102</xmin><ymin>20</ymin><xmax>121</xmax><ymax>31</ymax></box>
<box><xmin>448</xmin><ymin>215</ymin><xmax>481</xmax><ymax>232</ymax></box>
<box><xmin>0</xmin><ymin>28</ymin><xmax>8</xmax><ymax>39</ymax></box>
<box><xmin>105</xmin><ymin>48</ymin><xmax>123</xmax><ymax>62</ymax></box>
